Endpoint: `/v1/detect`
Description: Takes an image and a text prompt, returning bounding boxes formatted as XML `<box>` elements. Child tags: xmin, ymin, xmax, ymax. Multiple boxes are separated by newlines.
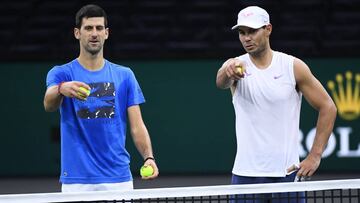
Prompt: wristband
<box><xmin>144</xmin><ymin>157</ymin><xmax>155</xmax><ymax>162</ymax></box>
<box><xmin>58</xmin><ymin>82</ymin><xmax>65</xmax><ymax>96</ymax></box>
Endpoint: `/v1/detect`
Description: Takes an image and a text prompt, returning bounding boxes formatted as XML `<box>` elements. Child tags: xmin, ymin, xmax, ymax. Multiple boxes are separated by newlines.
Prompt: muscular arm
<box><xmin>128</xmin><ymin>105</ymin><xmax>159</xmax><ymax>179</ymax></box>
<box><xmin>43</xmin><ymin>81</ymin><xmax>91</xmax><ymax>112</ymax></box>
<box><xmin>216</xmin><ymin>58</ymin><xmax>245</xmax><ymax>90</ymax></box>
<box><xmin>216</xmin><ymin>66</ymin><xmax>235</xmax><ymax>89</ymax></box>
<box><xmin>43</xmin><ymin>85</ymin><xmax>63</xmax><ymax>112</ymax></box>
<box><xmin>294</xmin><ymin>58</ymin><xmax>337</xmax><ymax>177</ymax></box>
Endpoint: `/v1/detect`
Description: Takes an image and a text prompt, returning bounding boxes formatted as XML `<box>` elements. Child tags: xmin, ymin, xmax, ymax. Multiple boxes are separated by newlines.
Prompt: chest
<box><xmin>236</xmin><ymin>68</ymin><xmax>296</xmax><ymax>104</ymax></box>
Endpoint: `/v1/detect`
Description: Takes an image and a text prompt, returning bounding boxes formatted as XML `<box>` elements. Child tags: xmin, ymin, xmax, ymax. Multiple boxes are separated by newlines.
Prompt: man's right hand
<box><xmin>58</xmin><ymin>81</ymin><xmax>91</xmax><ymax>100</ymax></box>
<box><xmin>223</xmin><ymin>58</ymin><xmax>246</xmax><ymax>81</ymax></box>
<box><xmin>216</xmin><ymin>58</ymin><xmax>246</xmax><ymax>89</ymax></box>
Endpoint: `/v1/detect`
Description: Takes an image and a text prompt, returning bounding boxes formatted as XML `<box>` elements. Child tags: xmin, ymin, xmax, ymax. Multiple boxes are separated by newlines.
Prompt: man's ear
<box><xmin>74</xmin><ymin>28</ymin><xmax>80</xmax><ymax>39</ymax></box>
<box><xmin>265</xmin><ymin>24</ymin><xmax>272</xmax><ymax>36</ymax></box>
<box><xmin>104</xmin><ymin>28</ymin><xmax>109</xmax><ymax>40</ymax></box>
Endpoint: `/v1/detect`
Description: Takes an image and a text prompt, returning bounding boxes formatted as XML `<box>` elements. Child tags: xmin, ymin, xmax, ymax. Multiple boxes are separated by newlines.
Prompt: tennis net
<box><xmin>0</xmin><ymin>178</ymin><xmax>359</xmax><ymax>203</ymax></box>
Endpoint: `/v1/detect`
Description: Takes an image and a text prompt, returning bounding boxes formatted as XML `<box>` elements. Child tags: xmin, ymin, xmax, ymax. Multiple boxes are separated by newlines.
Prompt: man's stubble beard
<box><xmin>85</xmin><ymin>44</ymin><xmax>102</xmax><ymax>55</ymax></box>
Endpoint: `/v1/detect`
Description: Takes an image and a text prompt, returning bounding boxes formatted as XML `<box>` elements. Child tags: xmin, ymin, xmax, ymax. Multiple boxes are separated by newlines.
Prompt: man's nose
<box><xmin>90</xmin><ymin>28</ymin><xmax>98</xmax><ymax>36</ymax></box>
<box><xmin>243</xmin><ymin>34</ymin><xmax>251</xmax><ymax>41</ymax></box>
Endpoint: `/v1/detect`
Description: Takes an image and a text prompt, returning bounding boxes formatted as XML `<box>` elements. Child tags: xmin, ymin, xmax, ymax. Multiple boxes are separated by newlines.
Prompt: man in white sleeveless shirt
<box><xmin>216</xmin><ymin>5</ymin><xmax>337</xmax><ymax>202</ymax></box>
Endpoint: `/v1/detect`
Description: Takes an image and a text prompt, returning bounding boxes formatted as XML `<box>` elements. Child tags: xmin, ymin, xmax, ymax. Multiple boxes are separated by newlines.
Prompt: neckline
<box><xmin>75</xmin><ymin>59</ymin><xmax>107</xmax><ymax>73</ymax></box>
<box><xmin>247</xmin><ymin>51</ymin><xmax>275</xmax><ymax>72</ymax></box>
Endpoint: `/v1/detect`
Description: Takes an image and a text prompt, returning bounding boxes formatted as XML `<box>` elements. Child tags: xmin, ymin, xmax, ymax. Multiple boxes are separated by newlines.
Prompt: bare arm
<box><xmin>216</xmin><ymin>58</ymin><xmax>245</xmax><ymax>90</ymax></box>
<box><xmin>43</xmin><ymin>81</ymin><xmax>91</xmax><ymax>112</ymax></box>
<box><xmin>294</xmin><ymin>58</ymin><xmax>337</xmax><ymax>178</ymax></box>
<box><xmin>128</xmin><ymin>105</ymin><xmax>159</xmax><ymax>179</ymax></box>
<box><xmin>43</xmin><ymin>85</ymin><xmax>63</xmax><ymax>112</ymax></box>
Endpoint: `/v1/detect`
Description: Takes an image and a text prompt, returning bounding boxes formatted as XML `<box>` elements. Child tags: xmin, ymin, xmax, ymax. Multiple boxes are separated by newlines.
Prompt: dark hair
<box><xmin>75</xmin><ymin>4</ymin><xmax>108</xmax><ymax>28</ymax></box>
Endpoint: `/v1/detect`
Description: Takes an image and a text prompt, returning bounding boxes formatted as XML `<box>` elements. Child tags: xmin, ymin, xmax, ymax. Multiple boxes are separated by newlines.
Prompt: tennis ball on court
<box><xmin>77</xmin><ymin>87</ymin><xmax>90</xmax><ymax>98</ymax></box>
<box><xmin>140</xmin><ymin>165</ymin><xmax>154</xmax><ymax>177</ymax></box>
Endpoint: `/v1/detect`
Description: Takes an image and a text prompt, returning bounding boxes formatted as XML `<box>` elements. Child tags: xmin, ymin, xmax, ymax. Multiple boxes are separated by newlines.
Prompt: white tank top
<box><xmin>232</xmin><ymin>51</ymin><xmax>302</xmax><ymax>177</ymax></box>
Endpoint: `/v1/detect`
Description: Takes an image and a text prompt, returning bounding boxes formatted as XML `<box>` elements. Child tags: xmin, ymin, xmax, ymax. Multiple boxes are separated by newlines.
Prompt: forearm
<box><xmin>216</xmin><ymin>67</ymin><xmax>234</xmax><ymax>89</ymax></box>
<box><xmin>310</xmin><ymin>101</ymin><xmax>337</xmax><ymax>157</ymax></box>
<box><xmin>132</xmin><ymin>121</ymin><xmax>159</xmax><ymax>179</ymax></box>
<box><xmin>131</xmin><ymin>124</ymin><xmax>154</xmax><ymax>159</ymax></box>
<box><xmin>44</xmin><ymin>85</ymin><xmax>63</xmax><ymax>112</ymax></box>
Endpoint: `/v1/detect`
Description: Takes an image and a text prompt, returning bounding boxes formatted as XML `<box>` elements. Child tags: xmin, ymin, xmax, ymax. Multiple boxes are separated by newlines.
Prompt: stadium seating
<box><xmin>1</xmin><ymin>0</ymin><xmax>359</xmax><ymax>61</ymax></box>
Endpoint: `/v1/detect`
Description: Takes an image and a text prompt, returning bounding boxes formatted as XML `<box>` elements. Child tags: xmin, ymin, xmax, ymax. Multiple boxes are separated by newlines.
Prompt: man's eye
<box><xmin>249</xmin><ymin>29</ymin><xmax>258</xmax><ymax>34</ymax></box>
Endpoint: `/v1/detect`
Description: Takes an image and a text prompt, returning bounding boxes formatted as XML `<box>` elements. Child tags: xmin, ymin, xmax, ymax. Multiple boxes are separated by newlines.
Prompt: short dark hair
<box><xmin>75</xmin><ymin>4</ymin><xmax>108</xmax><ymax>28</ymax></box>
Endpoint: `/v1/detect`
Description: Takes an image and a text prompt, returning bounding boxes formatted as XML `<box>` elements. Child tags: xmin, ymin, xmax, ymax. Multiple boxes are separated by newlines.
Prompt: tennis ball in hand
<box><xmin>77</xmin><ymin>87</ymin><xmax>90</xmax><ymax>98</ymax></box>
<box><xmin>140</xmin><ymin>165</ymin><xmax>154</xmax><ymax>177</ymax></box>
<box><xmin>236</xmin><ymin>66</ymin><xmax>245</xmax><ymax>75</ymax></box>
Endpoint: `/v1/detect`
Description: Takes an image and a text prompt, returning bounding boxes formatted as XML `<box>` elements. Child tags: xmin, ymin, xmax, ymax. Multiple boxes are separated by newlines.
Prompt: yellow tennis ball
<box><xmin>236</xmin><ymin>66</ymin><xmax>245</xmax><ymax>74</ymax></box>
<box><xmin>140</xmin><ymin>165</ymin><xmax>154</xmax><ymax>177</ymax></box>
<box><xmin>77</xmin><ymin>87</ymin><xmax>90</xmax><ymax>98</ymax></box>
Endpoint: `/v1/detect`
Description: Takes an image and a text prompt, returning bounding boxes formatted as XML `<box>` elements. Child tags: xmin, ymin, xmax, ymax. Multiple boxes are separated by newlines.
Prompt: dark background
<box><xmin>2</xmin><ymin>0</ymin><xmax>360</xmax><ymax>61</ymax></box>
<box><xmin>1</xmin><ymin>0</ymin><xmax>360</xmax><ymax>195</ymax></box>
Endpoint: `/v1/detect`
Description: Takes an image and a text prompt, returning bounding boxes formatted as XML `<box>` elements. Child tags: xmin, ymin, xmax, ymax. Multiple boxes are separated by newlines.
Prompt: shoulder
<box><xmin>273</xmin><ymin>50</ymin><xmax>294</xmax><ymax>62</ymax></box>
<box><xmin>293</xmin><ymin>57</ymin><xmax>313</xmax><ymax>84</ymax></box>
<box><xmin>48</xmin><ymin>60</ymin><xmax>75</xmax><ymax>75</ymax></box>
<box><xmin>106</xmin><ymin>61</ymin><xmax>138</xmax><ymax>82</ymax></box>
<box><xmin>107</xmin><ymin>61</ymin><xmax>133</xmax><ymax>74</ymax></box>
<box><xmin>293</xmin><ymin>57</ymin><xmax>310</xmax><ymax>74</ymax></box>
<box><xmin>46</xmin><ymin>60</ymin><xmax>77</xmax><ymax>86</ymax></box>
<box><xmin>271</xmin><ymin>51</ymin><xmax>306</xmax><ymax>74</ymax></box>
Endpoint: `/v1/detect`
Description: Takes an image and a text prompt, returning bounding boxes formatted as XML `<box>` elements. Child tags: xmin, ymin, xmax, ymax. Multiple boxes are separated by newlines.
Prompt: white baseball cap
<box><xmin>231</xmin><ymin>6</ymin><xmax>270</xmax><ymax>30</ymax></box>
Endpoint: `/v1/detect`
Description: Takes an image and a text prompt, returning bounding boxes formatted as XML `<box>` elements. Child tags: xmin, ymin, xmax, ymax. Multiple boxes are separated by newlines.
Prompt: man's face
<box><xmin>238</xmin><ymin>25</ymin><xmax>270</xmax><ymax>55</ymax></box>
<box><xmin>74</xmin><ymin>17</ymin><xmax>109</xmax><ymax>55</ymax></box>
